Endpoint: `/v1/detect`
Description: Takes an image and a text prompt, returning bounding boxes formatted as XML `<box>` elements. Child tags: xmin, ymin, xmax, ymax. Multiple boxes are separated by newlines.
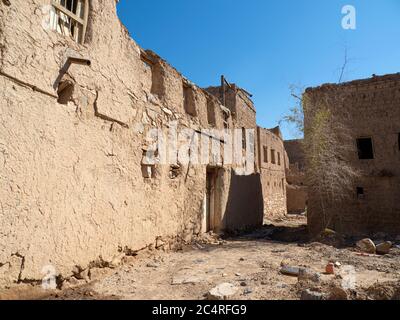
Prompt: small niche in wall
<box><xmin>57</xmin><ymin>79</ymin><xmax>75</xmax><ymax>105</ymax></box>
<box><xmin>271</xmin><ymin>149</ymin><xmax>276</xmax><ymax>164</ymax></box>
<box><xmin>183</xmin><ymin>84</ymin><xmax>197</xmax><ymax>116</ymax></box>
<box><xmin>141</xmin><ymin>52</ymin><xmax>165</xmax><ymax>98</ymax></box>
<box><xmin>263</xmin><ymin>146</ymin><xmax>268</xmax><ymax>163</ymax></box>
<box><xmin>357</xmin><ymin>187</ymin><xmax>365</xmax><ymax>200</ymax></box>
<box><xmin>206</xmin><ymin>99</ymin><xmax>216</xmax><ymax>127</ymax></box>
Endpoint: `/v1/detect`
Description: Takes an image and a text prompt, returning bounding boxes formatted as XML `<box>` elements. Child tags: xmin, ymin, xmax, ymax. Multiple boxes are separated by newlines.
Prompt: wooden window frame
<box><xmin>51</xmin><ymin>0</ymin><xmax>89</xmax><ymax>44</ymax></box>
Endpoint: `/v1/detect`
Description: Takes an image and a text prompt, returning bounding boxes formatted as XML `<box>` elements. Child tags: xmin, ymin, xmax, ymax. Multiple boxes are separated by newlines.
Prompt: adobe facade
<box><xmin>0</xmin><ymin>0</ymin><xmax>288</xmax><ymax>287</ymax></box>
<box><xmin>206</xmin><ymin>84</ymin><xmax>289</xmax><ymax>220</ymax></box>
<box><xmin>257</xmin><ymin>127</ymin><xmax>288</xmax><ymax>220</ymax></box>
<box><xmin>304</xmin><ymin>73</ymin><xmax>400</xmax><ymax>236</ymax></box>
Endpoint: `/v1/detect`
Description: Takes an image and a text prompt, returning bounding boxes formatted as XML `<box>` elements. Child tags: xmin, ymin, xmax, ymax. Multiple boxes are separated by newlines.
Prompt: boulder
<box><xmin>301</xmin><ymin>289</ymin><xmax>325</xmax><ymax>300</ymax></box>
<box><xmin>207</xmin><ymin>283</ymin><xmax>238</xmax><ymax>300</ymax></box>
<box><xmin>328</xmin><ymin>286</ymin><xmax>349</xmax><ymax>300</ymax></box>
<box><xmin>356</xmin><ymin>238</ymin><xmax>376</xmax><ymax>254</ymax></box>
<box><xmin>298</xmin><ymin>268</ymin><xmax>321</xmax><ymax>283</ymax></box>
<box><xmin>376</xmin><ymin>241</ymin><xmax>393</xmax><ymax>255</ymax></box>
<box><xmin>280</xmin><ymin>265</ymin><xmax>301</xmax><ymax>276</ymax></box>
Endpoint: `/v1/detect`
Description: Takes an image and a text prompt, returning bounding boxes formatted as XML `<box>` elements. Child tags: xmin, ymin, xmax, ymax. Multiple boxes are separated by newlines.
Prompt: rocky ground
<box><xmin>2</xmin><ymin>215</ymin><xmax>400</xmax><ymax>300</ymax></box>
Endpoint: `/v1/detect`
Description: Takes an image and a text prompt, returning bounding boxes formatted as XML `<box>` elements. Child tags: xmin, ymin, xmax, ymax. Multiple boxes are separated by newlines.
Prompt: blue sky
<box><xmin>117</xmin><ymin>0</ymin><xmax>400</xmax><ymax>139</ymax></box>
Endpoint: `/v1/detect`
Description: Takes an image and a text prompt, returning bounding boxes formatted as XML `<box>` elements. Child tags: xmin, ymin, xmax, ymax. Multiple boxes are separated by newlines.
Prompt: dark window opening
<box><xmin>271</xmin><ymin>149</ymin><xmax>276</xmax><ymax>164</ymax></box>
<box><xmin>263</xmin><ymin>146</ymin><xmax>268</xmax><ymax>163</ymax></box>
<box><xmin>357</xmin><ymin>138</ymin><xmax>374</xmax><ymax>160</ymax></box>
<box><xmin>357</xmin><ymin>187</ymin><xmax>365</xmax><ymax>199</ymax></box>
<box><xmin>278</xmin><ymin>152</ymin><xmax>281</xmax><ymax>166</ymax></box>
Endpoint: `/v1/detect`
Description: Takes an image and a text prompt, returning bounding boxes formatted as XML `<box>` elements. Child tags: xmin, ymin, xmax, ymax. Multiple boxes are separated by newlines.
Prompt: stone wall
<box><xmin>304</xmin><ymin>73</ymin><xmax>400</xmax><ymax>236</ymax></box>
<box><xmin>0</xmin><ymin>0</ymin><xmax>263</xmax><ymax>287</ymax></box>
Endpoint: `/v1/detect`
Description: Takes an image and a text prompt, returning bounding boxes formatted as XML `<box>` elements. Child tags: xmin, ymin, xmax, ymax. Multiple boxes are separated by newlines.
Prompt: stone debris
<box><xmin>328</xmin><ymin>286</ymin><xmax>349</xmax><ymax>300</ymax></box>
<box><xmin>298</xmin><ymin>268</ymin><xmax>321</xmax><ymax>283</ymax></box>
<box><xmin>109</xmin><ymin>253</ymin><xmax>125</xmax><ymax>269</ymax></box>
<box><xmin>280</xmin><ymin>265</ymin><xmax>301</xmax><ymax>277</ymax></box>
<box><xmin>193</xmin><ymin>232</ymin><xmax>223</xmax><ymax>246</ymax></box>
<box><xmin>356</xmin><ymin>238</ymin><xmax>376</xmax><ymax>254</ymax></box>
<box><xmin>376</xmin><ymin>241</ymin><xmax>393</xmax><ymax>255</ymax></box>
<box><xmin>281</xmin><ymin>264</ymin><xmax>321</xmax><ymax>283</ymax></box>
<box><xmin>300</xmin><ymin>289</ymin><xmax>325</xmax><ymax>301</ymax></box>
<box><xmin>172</xmin><ymin>274</ymin><xmax>204</xmax><ymax>285</ymax></box>
<box><xmin>207</xmin><ymin>283</ymin><xmax>238</xmax><ymax>300</ymax></box>
<box><xmin>243</xmin><ymin>288</ymin><xmax>253</xmax><ymax>295</ymax></box>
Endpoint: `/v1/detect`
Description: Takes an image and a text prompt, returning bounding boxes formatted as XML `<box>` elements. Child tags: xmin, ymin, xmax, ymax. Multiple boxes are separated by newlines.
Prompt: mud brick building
<box><xmin>257</xmin><ymin>127</ymin><xmax>289</xmax><ymax>220</ymax></box>
<box><xmin>304</xmin><ymin>73</ymin><xmax>400</xmax><ymax>236</ymax></box>
<box><xmin>0</xmin><ymin>0</ymin><xmax>288</xmax><ymax>286</ymax></box>
<box><xmin>284</xmin><ymin>139</ymin><xmax>307</xmax><ymax>215</ymax></box>
<box><xmin>206</xmin><ymin>83</ymin><xmax>289</xmax><ymax>221</ymax></box>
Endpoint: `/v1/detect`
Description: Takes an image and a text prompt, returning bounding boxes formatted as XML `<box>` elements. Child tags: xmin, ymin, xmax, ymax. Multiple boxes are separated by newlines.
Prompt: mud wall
<box><xmin>304</xmin><ymin>74</ymin><xmax>400</xmax><ymax>236</ymax></box>
<box><xmin>0</xmin><ymin>0</ymin><xmax>243</xmax><ymax>287</ymax></box>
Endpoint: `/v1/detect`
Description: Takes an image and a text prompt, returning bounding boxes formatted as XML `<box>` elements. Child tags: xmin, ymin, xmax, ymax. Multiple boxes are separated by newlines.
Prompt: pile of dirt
<box><xmin>364</xmin><ymin>281</ymin><xmax>400</xmax><ymax>300</ymax></box>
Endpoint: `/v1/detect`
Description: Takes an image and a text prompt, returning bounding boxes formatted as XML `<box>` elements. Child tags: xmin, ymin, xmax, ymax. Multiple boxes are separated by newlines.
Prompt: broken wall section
<box><xmin>284</xmin><ymin>139</ymin><xmax>307</xmax><ymax>215</ymax></box>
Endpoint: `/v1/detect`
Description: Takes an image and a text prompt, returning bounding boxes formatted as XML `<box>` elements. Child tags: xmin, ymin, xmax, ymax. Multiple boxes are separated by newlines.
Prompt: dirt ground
<box><xmin>2</xmin><ymin>215</ymin><xmax>400</xmax><ymax>300</ymax></box>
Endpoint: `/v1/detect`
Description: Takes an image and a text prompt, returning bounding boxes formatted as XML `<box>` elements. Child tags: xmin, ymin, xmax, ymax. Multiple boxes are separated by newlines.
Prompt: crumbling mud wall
<box><xmin>0</xmin><ymin>0</ymin><xmax>262</xmax><ymax>287</ymax></box>
<box><xmin>304</xmin><ymin>74</ymin><xmax>400</xmax><ymax>236</ymax></box>
<box><xmin>257</xmin><ymin>127</ymin><xmax>288</xmax><ymax>220</ymax></box>
<box><xmin>284</xmin><ymin>139</ymin><xmax>307</xmax><ymax>215</ymax></box>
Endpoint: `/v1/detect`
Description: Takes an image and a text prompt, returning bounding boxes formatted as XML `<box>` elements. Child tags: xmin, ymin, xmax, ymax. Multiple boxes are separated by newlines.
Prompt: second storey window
<box><xmin>356</xmin><ymin>137</ymin><xmax>374</xmax><ymax>160</ymax></box>
<box><xmin>50</xmin><ymin>0</ymin><xmax>89</xmax><ymax>44</ymax></box>
<box><xmin>263</xmin><ymin>146</ymin><xmax>268</xmax><ymax>163</ymax></box>
<box><xmin>271</xmin><ymin>149</ymin><xmax>276</xmax><ymax>164</ymax></box>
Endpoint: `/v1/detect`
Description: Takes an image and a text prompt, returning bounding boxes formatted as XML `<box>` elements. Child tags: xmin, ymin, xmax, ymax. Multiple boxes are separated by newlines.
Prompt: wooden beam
<box><xmin>52</xmin><ymin>1</ymin><xmax>85</xmax><ymax>25</ymax></box>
